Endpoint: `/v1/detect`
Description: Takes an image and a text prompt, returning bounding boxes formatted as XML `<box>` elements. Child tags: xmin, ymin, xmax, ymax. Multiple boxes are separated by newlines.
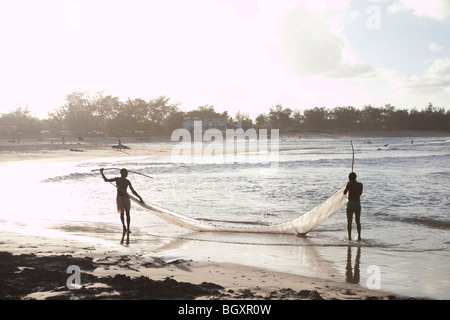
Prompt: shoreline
<box><xmin>0</xmin><ymin>137</ymin><xmax>174</xmax><ymax>164</ymax></box>
<box><xmin>1</xmin><ymin>130</ymin><xmax>448</xmax><ymax>164</ymax></box>
<box><xmin>0</xmin><ymin>133</ymin><xmax>443</xmax><ymax>300</ymax></box>
<box><xmin>0</xmin><ymin>230</ymin><xmax>416</xmax><ymax>300</ymax></box>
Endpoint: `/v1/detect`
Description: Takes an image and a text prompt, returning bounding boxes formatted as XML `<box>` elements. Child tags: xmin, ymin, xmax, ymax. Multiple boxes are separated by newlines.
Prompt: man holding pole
<box><xmin>100</xmin><ymin>168</ymin><xmax>144</xmax><ymax>233</ymax></box>
<box><xmin>344</xmin><ymin>172</ymin><xmax>363</xmax><ymax>240</ymax></box>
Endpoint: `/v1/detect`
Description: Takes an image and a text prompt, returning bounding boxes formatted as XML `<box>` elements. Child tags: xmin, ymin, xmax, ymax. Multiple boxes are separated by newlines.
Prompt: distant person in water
<box><xmin>100</xmin><ymin>168</ymin><xmax>144</xmax><ymax>233</ymax></box>
<box><xmin>344</xmin><ymin>172</ymin><xmax>363</xmax><ymax>240</ymax></box>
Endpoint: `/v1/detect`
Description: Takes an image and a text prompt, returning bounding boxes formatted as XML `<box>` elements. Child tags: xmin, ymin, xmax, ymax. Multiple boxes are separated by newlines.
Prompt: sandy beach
<box><xmin>0</xmin><ymin>231</ymin><xmax>405</xmax><ymax>301</ymax></box>
<box><xmin>1</xmin><ymin>133</ymin><xmax>444</xmax><ymax>302</ymax></box>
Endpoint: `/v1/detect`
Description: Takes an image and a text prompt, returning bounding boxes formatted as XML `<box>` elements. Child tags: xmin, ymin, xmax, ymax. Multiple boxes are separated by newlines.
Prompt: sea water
<box><xmin>0</xmin><ymin>136</ymin><xmax>449</xmax><ymax>299</ymax></box>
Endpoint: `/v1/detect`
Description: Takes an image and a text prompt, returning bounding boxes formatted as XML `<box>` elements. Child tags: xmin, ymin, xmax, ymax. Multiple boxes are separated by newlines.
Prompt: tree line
<box><xmin>1</xmin><ymin>91</ymin><xmax>449</xmax><ymax>137</ymax></box>
<box><xmin>256</xmin><ymin>103</ymin><xmax>449</xmax><ymax>133</ymax></box>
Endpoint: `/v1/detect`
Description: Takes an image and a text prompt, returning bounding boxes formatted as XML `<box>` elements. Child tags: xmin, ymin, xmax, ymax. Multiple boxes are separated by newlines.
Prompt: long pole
<box><xmin>91</xmin><ymin>168</ymin><xmax>153</xmax><ymax>179</ymax></box>
<box><xmin>91</xmin><ymin>167</ymin><xmax>120</xmax><ymax>172</ymax></box>
<box><xmin>350</xmin><ymin>140</ymin><xmax>355</xmax><ymax>172</ymax></box>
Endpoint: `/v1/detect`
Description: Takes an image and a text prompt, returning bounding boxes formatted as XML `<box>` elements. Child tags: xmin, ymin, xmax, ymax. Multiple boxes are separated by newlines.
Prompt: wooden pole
<box><xmin>91</xmin><ymin>168</ymin><xmax>153</xmax><ymax>179</ymax></box>
<box><xmin>351</xmin><ymin>140</ymin><xmax>355</xmax><ymax>172</ymax></box>
<box><xmin>91</xmin><ymin>168</ymin><xmax>120</xmax><ymax>172</ymax></box>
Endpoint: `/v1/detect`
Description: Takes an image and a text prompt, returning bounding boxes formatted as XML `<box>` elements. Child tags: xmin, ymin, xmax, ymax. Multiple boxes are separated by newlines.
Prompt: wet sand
<box><xmin>0</xmin><ymin>231</ymin><xmax>408</xmax><ymax>301</ymax></box>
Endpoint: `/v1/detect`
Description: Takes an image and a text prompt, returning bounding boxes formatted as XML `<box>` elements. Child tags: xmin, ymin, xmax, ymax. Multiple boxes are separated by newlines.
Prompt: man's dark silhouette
<box><xmin>345</xmin><ymin>246</ymin><xmax>361</xmax><ymax>284</ymax></box>
<box><xmin>343</xmin><ymin>172</ymin><xmax>363</xmax><ymax>240</ymax></box>
<box><xmin>101</xmin><ymin>168</ymin><xmax>144</xmax><ymax>233</ymax></box>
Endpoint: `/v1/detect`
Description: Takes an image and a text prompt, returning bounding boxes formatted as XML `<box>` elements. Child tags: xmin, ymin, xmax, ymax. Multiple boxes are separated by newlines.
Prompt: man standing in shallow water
<box><xmin>100</xmin><ymin>168</ymin><xmax>144</xmax><ymax>233</ymax></box>
<box><xmin>344</xmin><ymin>172</ymin><xmax>363</xmax><ymax>240</ymax></box>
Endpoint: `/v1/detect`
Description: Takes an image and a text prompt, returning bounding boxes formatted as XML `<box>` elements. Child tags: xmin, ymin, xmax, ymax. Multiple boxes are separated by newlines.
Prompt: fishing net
<box><xmin>128</xmin><ymin>185</ymin><xmax>347</xmax><ymax>235</ymax></box>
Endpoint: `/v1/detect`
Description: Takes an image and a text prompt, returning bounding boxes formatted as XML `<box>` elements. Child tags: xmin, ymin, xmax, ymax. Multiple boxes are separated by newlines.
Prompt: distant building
<box><xmin>231</xmin><ymin>121</ymin><xmax>242</xmax><ymax>130</ymax></box>
<box><xmin>0</xmin><ymin>125</ymin><xmax>17</xmax><ymax>136</ymax></box>
<box><xmin>183</xmin><ymin>118</ymin><xmax>227</xmax><ymax>135</ymax></box>
<box><xmin>203</xmin><ymin>118</ymin><xmax>227</xmax><ymax>134</ymax></box>
<box><xmin>183</xmin><ymin>117</ymin><xmax>201</xmax><ymax>132</ymax></box>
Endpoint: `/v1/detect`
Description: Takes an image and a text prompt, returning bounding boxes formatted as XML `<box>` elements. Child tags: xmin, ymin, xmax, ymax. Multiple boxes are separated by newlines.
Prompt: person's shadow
<box><xmin>345</xmin><ymin>246</ymin><xmax>361</xmax><ymax>284</ymax></box>
<box><xmin>120</xmin><ymin>231</ymin><xmax>130</xmax><ymax>246</ymax></box>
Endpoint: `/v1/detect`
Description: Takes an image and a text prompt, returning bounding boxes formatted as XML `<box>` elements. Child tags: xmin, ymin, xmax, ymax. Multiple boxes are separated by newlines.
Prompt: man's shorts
<box><xmin>116</xmin><ymin>195</ymin><xmax>131</xmax><ymax>214</ymax></box>
<box><xmin>347</xmin><ymin>201</ymin><xmax>361</xmax><ymax>213</ymax></box>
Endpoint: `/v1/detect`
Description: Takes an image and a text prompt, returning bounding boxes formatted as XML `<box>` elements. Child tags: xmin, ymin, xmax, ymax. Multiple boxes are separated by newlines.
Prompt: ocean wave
<box><xmin>371</xmin><ymin>211</ymin><xmax>450</xmax><ymax>230</ymax></box>
<box><xmin>41</xmin><ymin>172</ymin><xmax>94</xmax><ymax>183</ymax></box>
<box><xmin>401</xmin><ymin>217</ymin><xmax>450</xmax><ymax>230</ymax></box>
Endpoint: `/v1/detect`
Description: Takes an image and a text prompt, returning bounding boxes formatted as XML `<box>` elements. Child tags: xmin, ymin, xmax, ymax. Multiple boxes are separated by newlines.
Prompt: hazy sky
<box><xmin>1</xmin><ymin>0</ymin><xmax>449</xmax><ymax>119</ymax></box>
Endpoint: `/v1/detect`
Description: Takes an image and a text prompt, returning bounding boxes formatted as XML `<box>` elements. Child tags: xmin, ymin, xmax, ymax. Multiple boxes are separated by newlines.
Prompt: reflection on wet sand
<box><xmin>120</xmin><ymin>231</ymin><xmax>130</xmax><ymax>246</ymax></box>
<box><xmin>346</xmin><ymin>246</ymin><xmax>361</xmax><ymax>285</ymax></box>
<box><xmin>148</xmin><ymin>231</ymin><xmax>338</xmax><ymax>280</ymax></box>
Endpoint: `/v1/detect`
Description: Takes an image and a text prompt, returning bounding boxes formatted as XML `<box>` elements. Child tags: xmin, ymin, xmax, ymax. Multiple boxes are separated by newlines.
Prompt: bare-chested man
<box><xmin>100</xmin><ymin>168</ymin><xmax>144</xmax><ymax>233</ymax></box>
<box><xmin>344</xmin><ymin>172</ymin><xmax>363</xmax><ymax>240</ymax></box>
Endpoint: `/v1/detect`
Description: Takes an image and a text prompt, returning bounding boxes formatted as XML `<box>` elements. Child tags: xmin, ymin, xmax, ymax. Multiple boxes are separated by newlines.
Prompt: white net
<box><xmin>129</xmin><ymin>185</ymin><xmax>347</xmax><ymax>235</ymax></box>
